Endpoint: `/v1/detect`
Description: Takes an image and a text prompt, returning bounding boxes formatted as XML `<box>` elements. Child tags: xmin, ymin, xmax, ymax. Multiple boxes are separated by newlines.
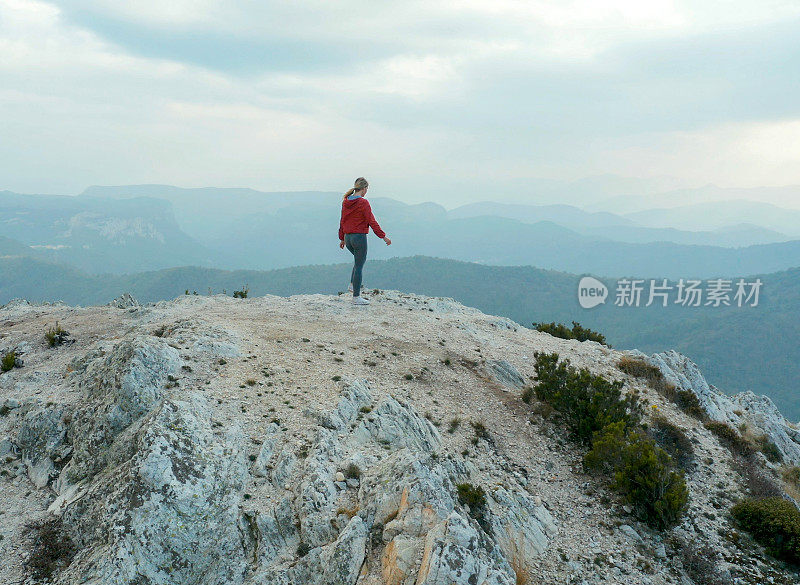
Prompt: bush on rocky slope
<box><xmin>618</xmin><ymin>356</ymin><xmax>707</xmax><ymax>420</ymax></box>
<box><xmin>533</xmin><ymin>352</ymin><xmax>640</xmax><ymax>444</ymax></box>
<box><xmin>1</xmin><ymin>350</ymin><xmax>16</xmax><ymax>372</ymax></box>
<box><xmin>646</xmin><ymin>414</ymin><xmax>695</xmax><ymax>470</ymax></box>
<box><xmin>585</xmin><ymin>422</ymin><xmax>689</xmax><ymax>529</ymax></box>
<box><xmin>731</xmin><ymin>497</ymin><xmax>800</xmax><ymax>565</ymax></box>
<box><xmin>532</xmin><ymin>352</ymin><xmax>688</xmax><ymax>529</ymax></box>
<box><xmin>533</xmin><ymin>321</ymin><xmax>607</xmax><ymax>345</ymax></box>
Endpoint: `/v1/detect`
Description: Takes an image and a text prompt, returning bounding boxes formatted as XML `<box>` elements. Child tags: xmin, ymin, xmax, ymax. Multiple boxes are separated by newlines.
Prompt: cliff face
<box><xmin>0</xmin><ymin>291</ymin><xmax>797</xmax><ymax>585</ymax></box>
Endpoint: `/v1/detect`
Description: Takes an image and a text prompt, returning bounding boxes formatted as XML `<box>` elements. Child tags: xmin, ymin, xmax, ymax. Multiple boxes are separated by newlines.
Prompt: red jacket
<box><xmin>338</xmin><ymin>196</ymin><xmax>385</xmax><ymax>240</ymax></box>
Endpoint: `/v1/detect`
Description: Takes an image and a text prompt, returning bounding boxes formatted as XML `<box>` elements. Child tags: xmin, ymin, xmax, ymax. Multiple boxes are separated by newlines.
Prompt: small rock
<box><xmin>619</xmin><ymin>524</ymin><xmax>643</xmax><ymax>544</ymax></box>
<box><xmin>654</xmin><ymin>543</ymin><xmax>667</xmax><ymax>559</ymax></box>
<box><xmin>0</xmin><ymin>437</ymin><xmax>16</xmax><ymax>458</ymax></box>
<box><xmin>335</xmin><ymin>471</ymin><xmax>345</xmax><ymax>482</ymax></box>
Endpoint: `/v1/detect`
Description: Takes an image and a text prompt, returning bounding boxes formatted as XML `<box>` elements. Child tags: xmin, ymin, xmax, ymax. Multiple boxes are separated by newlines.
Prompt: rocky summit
<box><xmin>0</xmin><ymin>291</ymin><xmax>798</xmax><ymax>585</ymax></box>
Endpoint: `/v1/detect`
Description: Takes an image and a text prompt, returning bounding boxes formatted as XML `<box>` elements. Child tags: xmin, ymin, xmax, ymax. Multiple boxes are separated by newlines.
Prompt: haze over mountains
<box><xmin>3</xmin><ymin>185</ymin><xmax>800</xmax><ymax>277</ymax></box>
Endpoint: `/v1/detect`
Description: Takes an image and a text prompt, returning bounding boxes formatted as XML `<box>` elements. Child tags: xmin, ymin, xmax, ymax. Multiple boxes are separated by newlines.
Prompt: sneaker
<box><xmin>348</xmin><ymin>283</ymin><xmax>354</xmax><ymax>292</ymax></box>
<box><xmin>352</xmin><ymin>296</ymin><xmax>370</xmax><ymax>305</ymax></box>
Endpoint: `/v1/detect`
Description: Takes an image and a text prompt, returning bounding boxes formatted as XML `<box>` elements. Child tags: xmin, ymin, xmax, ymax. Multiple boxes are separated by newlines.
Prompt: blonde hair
<box><xmin>343</xmin><ymin>177</ymin><xmax>369</xmax><ymax>200</ymax></box>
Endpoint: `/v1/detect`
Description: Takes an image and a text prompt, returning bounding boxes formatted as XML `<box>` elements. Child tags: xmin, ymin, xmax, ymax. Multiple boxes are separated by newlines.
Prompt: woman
<box><xmin>338</xmin><ymin>177</ymin><xmax>391</xmax><ymax>305</ymax></box>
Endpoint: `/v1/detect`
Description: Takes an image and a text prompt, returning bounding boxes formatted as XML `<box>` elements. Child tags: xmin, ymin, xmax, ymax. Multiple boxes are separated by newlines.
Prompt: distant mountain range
<box><xmin>2</xmin><ymin>185</ymin><xmax>790</xmax><ymax>277</ymax></box>
<box><xmin>0</xmin><ymin>190</ymin><xmax>212</xmax><ymax>273</ymax></box>
<box><xmin>1</xmin><ymin>255</ymin><xmax>797</xmax><ymax>421</ymax></box>
<box><xmin>625</xmin><ymin>199</ymin><xmax>800</xmax><ymax>236</ymax></box>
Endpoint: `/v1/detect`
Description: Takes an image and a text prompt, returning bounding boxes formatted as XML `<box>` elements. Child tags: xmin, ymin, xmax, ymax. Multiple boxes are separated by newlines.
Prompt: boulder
<box><xmin>61</xmin><ymin>338</ymin><xmax>181</xmax><ymax>483</ymax></box>
<box><xmin>488</xmin><ymin>360</ymin><xmax>526</xmax><ymax>390</ymax></box>
<box><xmin>60</xmin><ymin>395</ymin><xmax>249</xmax><ymax>585</ymax></box>
<box><xmin>353</xmin><ymin>396</ymin><xmax>441</xmax><ymax>453</ymax></box>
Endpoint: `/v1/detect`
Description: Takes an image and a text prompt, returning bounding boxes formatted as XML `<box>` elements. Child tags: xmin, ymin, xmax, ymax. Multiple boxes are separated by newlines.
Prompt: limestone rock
<box><xmin>108</xmin><ymin>292</ymin><xmax>140</xmax><ymax>309</ymax></box>
<box><xmin>644</xmin><ymin>350</ymin><xmax>800</xmax><ymax>464</ymax></box>
<box><xmin>16</xmin><ymin>405</ymin><xmax>72</xmax><ymax>488</ymax></box>
<box><xmin>62</xmin><ymin>338</ymin><xmax>181</xmax><ymax>483</ymax></box>
<box><xmin>354</xmin><ymin>396</ymin><xmax>441</xmax><ymax>453</ymax></box>
<box><xmin>488</xmin><ymin>359</ymin><xmax>525</xmax><ymax>390</ymax></box>
<box><xmin>60</xmin><ymin>395</ymin><xmax>248</xmax><ymax>585</ymax></box>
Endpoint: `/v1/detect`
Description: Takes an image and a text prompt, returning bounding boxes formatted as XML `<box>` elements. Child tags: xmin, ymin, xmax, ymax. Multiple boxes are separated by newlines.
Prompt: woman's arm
<box><xmin>362</xmin><ymin>199</ymin><xmax>386</xmax><ymax>239</ymax></box>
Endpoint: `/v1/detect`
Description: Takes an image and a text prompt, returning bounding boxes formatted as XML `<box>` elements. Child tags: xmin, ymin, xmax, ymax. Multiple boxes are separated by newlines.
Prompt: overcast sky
<box><xmin>2</xmin><ymin>0</ymin><xmax>800</xmax><ymax>206</ymax></box>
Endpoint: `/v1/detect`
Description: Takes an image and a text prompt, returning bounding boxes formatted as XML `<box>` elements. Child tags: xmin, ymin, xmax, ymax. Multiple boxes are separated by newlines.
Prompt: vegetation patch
<box><xmin>1</xmin><ymin>350</ymin><xmax>17</xmax><ymax>373</ymax></box>
<box><xmin>25</xmin><ymin>517</ymin><xmax>76</xmax><ymax>580</ymax></box>
<box><xmin>470</xmin><ymin>421</ymin><xmax>491</xmax><ymax>445</ymax></box>
<box><xmin>344</xmin><ymin>462</ymin><xmax>362</xmax><ymax>479</ymax></box>
<box><xmin>533</xmin><ymin>352</ymin><xmax>640</xmax><ymax>444</ymax></box>
<box><xmin>704</xmin><ymin>421</ymin><xmax>754</xmax><ymax>457</ymax></box>
<box><xmin>447</xmin><ymin>417</ymin><xmax>461</xmax><ymax>434</ymax></box>
<box><xmin>529</xmin><ymin>352</ymin><xmax>687</xmax><ymax>529</ymax></box>
<box><xmin>670</xmin><ymin>538</ymin><xmax>729</xmax><ymax>585</ymax></box>
<box><xmin>617</xmin><ymin>356</ymin><xmax>707</xmax><ymax>420</ymax></box>
<box><xmin>456</xmin><ymin>482</ymin><xmax>490</xmax><ymax>530</ymax></box>
<box><xmin>731</xmin><ymin>497</ymin><xmax>800</xmax><ymax>565</ymax></box>
<box><xmin>647</xmin><ymin>415</ymin><xmax>695</xmax><ymax>470</ymax></box>
<box><xmin>45</xmin><ymin>322</ymin><xmax>71</xmax><ymax>347</ymax></box>
<box><xmin>584</xmin><ymin>422</ymin><xmax>689</xmax><ymax>529</ymax></box>
<box><xmin>533</xmin><ymin>321</ymin><xmax>607</xmax><ymax>345</ymax></box>
<box><xmin>233</xmin><ymin>285</ymin><xmax>249</xmax><ymax>298</ymax></box>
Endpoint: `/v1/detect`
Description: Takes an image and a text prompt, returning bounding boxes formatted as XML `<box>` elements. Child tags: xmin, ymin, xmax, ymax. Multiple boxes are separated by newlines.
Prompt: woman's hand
<box><xmin>339</xmin><ymin>239</ymin><xmax>345</xmax><ymax>249</ymax></box>
<box><xmin>383</xmin><ymin>237</ymin><xmax>392</xmax><ymax>246</ymax></box>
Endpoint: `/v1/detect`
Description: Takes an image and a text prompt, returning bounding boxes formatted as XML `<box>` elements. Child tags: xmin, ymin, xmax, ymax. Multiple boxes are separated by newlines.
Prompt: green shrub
<box><xmin>704</xmin><ymin>421</ymin><xmax>754</xmax><ymax>457</ymax></box>
<box><xmin>755</xmin><ymin>437</ymin><xmax>783</xmax><ymax>464</ymax></box>
<box><xmin>456</xmin><ymin>482</ymin><xmax>489</xmax><ymax>528</ymax></box>
<box><xmin>617</xmin><ymin>356</ymin><xmax>707</xmax><ymax>420</ymax></box>
<box><xmin>533</xmin><ymin>321</ymin><xmax>607</xmax><ymax>345</ymax></box>
<box><xmin>672</xmin><ymin>389</ymin><xmax>708</xmax><ymax>420</ymax></box>
<box><xmin>233</xmin><ymin>285</ymin><xmax>249</xmax><ymax>299</ymax></box>
<box><xmin>731</xmin><ymin>497</ymin><xmax>800</xmax><ymax>565</ymax></box>
<box><xmin>648</xmin><ymin>415</ymin><xmax>695</xmax><ymax>470</ymax></box>
<box><xmin>585</xmin><ymin>422</ymin><xmax>689</xmax><ymax>529</ymax></box>
<box><xmin>533</xmin><ymin>352</ymin><xmax>640</xmax><ymax>444</ymax></box>
<box><xmin>1</xmin><ymin>351</ymin><xmax>16</xmax><ymax>373</ymax></box>
<box><xmin>456</xmin><ymin>482</ymin><xmax>486</xmax><ymax>509</ymax></box>
<box><xmin>45</xmin><ymin>322</ymin><xmax>68</xmax><ymax>347</ymax></box>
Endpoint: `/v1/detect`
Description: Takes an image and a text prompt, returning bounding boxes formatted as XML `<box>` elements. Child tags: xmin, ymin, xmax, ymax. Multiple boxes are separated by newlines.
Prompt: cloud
<box><xmin>1</xmin><ymin>0</ymin><xmax>800</xmax><ymax>204</ymax></box>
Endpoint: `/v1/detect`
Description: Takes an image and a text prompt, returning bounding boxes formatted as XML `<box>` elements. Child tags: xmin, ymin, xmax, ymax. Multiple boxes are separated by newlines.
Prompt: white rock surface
<box><xmin>0</xmin><ymin>291</ymin><xmax>796</xmax><ymax>585</ymax></box>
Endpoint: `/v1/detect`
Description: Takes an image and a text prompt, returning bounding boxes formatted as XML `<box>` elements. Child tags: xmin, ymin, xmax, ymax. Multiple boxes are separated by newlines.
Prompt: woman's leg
<box><xmin>346</xmin><ymin>233</ymin><xmax>368</xmax><ymax>296</ymax></box>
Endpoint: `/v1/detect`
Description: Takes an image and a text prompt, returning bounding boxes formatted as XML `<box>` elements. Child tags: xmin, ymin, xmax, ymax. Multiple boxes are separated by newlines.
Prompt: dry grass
<box><xmin>25</xmin><ymin>517</ymin><xmax>76</xmax><ymax>580</ymax></box>
<box><xmin>617</xmin><ymin>356</ymin><xmax>707</xmax><ymax>420</ymax></box>
<box><xmin>781</xmin><ymin>465</ymin><xmax>800</xmax><ymax>501</ymax></box>
<box><xmin>336</xmin><ymin>505</ymin><xmax>360</xmax><ymax>519</ymax></box>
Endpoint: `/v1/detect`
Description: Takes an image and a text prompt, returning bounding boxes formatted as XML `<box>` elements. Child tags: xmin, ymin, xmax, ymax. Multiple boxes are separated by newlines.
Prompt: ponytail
<box><xmin>343</xmin><ymin>177</ymin><xmax>369</xmax><ymax>201</ymax></box>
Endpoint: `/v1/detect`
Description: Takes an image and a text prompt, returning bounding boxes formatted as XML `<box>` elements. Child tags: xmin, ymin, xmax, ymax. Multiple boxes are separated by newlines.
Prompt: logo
<box><xmin>578</xmin><ymin>276</ymin><xmax>608</xmax><ymax>309</ymax></box>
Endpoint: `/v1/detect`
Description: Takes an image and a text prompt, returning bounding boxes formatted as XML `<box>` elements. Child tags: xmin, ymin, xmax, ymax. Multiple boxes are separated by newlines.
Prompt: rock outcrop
<box><xmin>639</xmin><ymin>349</ymin><xmax>800</xmax><ymax>465</ymax></box>
<box><xmin>0</xmin><ymin>290</ymin><xmax>797</xmax><ymax>585</ymax></box>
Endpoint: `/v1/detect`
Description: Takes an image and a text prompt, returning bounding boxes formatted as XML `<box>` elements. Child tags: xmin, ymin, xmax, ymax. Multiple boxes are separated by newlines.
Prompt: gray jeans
<box><xmin>344</xmin><ymin>233</ymin><xmax>367</xmax><ymax>296</ymax></box>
